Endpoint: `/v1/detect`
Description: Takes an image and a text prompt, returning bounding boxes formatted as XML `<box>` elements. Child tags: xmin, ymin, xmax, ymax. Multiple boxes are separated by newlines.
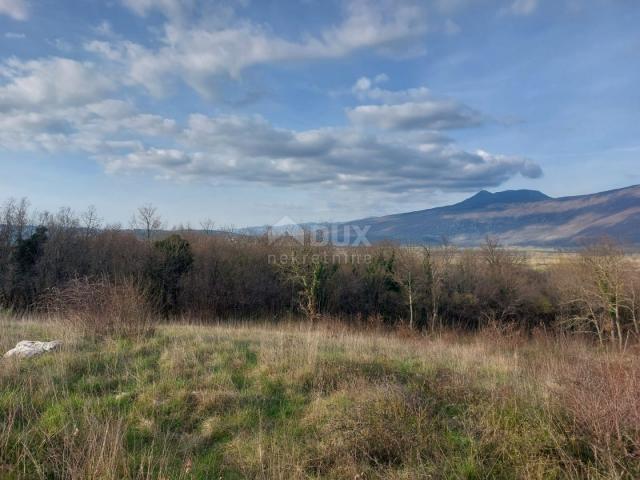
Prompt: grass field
<box><xmin>521</xmin><ymin>250</ymin><xmax>640</xmax><ymax>269</ymax></box>
<box><xmin>1</xmin><ymin>317</ymin><xmax>639</xmax><ymax>479</ymax></box>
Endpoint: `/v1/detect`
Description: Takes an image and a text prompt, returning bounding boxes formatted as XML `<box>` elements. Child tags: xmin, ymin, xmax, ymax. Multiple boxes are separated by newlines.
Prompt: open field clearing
<box><xmin>1</xmin><ymin>317</ymin><xmax>639</xmax><ymax>479</ymax></box>
<box><xmin>401</xmin><ymin>246</ymin><xmax>640</xmax><ymax>270</ymax></box>
<box><xmin>520</xmin><ymin>250</ymin><xmax>640</xmax><ymax>270</ymax></box>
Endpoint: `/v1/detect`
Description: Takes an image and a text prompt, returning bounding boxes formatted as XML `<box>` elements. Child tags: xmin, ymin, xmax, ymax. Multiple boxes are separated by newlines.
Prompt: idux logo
<box><xmin>267</xmin><ymin>216</ymin><xmax>306</xmax><ymax>245</ymax></box>
<box><xmin>267</xmin><ymin>217</ymin><xmax>371</xmax><ymax>246</ymax></box>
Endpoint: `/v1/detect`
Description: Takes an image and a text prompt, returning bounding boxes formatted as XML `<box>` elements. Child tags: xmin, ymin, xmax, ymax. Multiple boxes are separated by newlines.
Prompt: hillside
<box><xmin>342</xmin><ymin>185</ymin><xmax>640</xmax><ymax>246</ymax></box>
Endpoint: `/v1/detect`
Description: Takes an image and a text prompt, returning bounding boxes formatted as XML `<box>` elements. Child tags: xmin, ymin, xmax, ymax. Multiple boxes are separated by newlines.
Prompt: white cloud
<box><xmin>0</xmin><ymin>90</ymin><xmax>540</xmax><ymax>193</ymax></box>
<box><xmin>90</xmin><ymin>0</ymin><xmax>428</xmax><ymax>97</ymax></box>
<box><xmin>105</xmin><ymin>148</ymin><xmax>193</xmax><ymax>173</ymax></box>
<box><xmin>4</xmin><ymin>32</ymin><xmax>26</xmax><ymax>39</ymax></box>
<box><xmin>0</xmin><ymin>53</ymin><xmax>538</xmax><ymax>195</ymax></box>
<box><xmin>97</xmin><ymin>113</ymin><xmax>541</xmax><ymax>192</ymax></box>
<box><xmin>508</xmin><ymin>0</ymin><xmax>538</xmax><ymax>15</ymax></box>
<box><xmin>48</xmin><ymin>38</ymin><xmax>74</xmax><ymax>53</ymax></box>
<box><xmin>0</xmin><ymin>0</ymin><xmax>543</xmax><ymax>198</ymax></box>
<box><xmin>0</xmin><ymin>0</ymin><xmax>28</xmax><ymax>20</ymax></box>
<box><xmin>121</xmin><ymin>0</ymin><xmax>193</xmax><ymax>17</ymax></box>
<box><xmin>348</xmin><ymin>76</ymin><xmax>484</xmax><ymax>130</ymax></box>
<box><xmin>351</xmin><ymin>75</ymin><xmax>432</xmax><ymax>103</ymax></box>
<box><xmin>348</xmin><ymin>100</ymin><xmax>484</xmax><ymax>130</ymax></box>
<box><xmin>93</xmin><ymin>20</ymin><xmax>115</xmax><ymax>37</ymax></box>
<box><xmin>0</xmin><ymin>90</ymin><xmax>176</xmax><ymax>154</ymax></box>
<box><xmin>353</xmin><ymin>77</ymin><xmax>373</xmax><ymax>92</ymax></box>
<box><xmin>0</xmin><ymin>57</ymin><xmax>115</xmax><ymax>110</ymax></box>
<box><xmin>84</xmin><ymin>41</ymin><xmax>124</xmax><ymax>61</ymax></box>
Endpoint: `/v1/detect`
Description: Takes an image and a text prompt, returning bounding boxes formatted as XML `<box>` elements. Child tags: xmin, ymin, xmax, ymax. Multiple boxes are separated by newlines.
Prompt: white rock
<box><xmin>3</xmin><ymin>340</ymin><xmax>62</xmax><ymax>359</ymax></box>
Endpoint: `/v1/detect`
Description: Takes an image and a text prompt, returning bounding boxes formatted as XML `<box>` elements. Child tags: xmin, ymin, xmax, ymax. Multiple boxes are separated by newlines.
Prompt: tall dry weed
<box><xmin>558</xmin><ymin>354</ymin><xmax>640</xmax><ymax>475</ymax></box>
<box><xmin>44</xmin><ymin>277</ymin><xmax>155</xmax><ymax>338</ymax></box>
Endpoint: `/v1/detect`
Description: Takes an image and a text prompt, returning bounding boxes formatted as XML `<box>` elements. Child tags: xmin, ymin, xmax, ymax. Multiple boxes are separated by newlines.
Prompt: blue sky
<box><xmin>0</xmin><ymin>0</ymin><xmax>638</xmax><ymax>227</ymax></box>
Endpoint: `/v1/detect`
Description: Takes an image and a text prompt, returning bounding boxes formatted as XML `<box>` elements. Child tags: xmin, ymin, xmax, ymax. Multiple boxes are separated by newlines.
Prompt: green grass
<box><xmin>1</xmin><ymin>318</ymin><xmax>638</xmax><ymax>479</ymax></box>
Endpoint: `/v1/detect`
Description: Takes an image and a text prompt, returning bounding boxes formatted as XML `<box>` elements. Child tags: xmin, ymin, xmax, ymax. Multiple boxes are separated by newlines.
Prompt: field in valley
<box><xmin>520</xmin><ymin>250</ymin><xmax>640</xmax><ymax>270</ymax></box>
<box><xmin>2</xmin><ymin>316</ymin><xmax>639</xmax><ymax>480</ymax></box>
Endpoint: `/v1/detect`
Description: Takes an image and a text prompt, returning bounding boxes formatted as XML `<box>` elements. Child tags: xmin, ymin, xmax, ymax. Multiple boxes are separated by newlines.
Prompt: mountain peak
<box><xmin>341</xmin><ymin>185</ymin><xmax>640</xmax><ymax>247</ymax></box>
<box><xmin>453</xmin><ymin>189</ymin><xmax>551</xmax><ymax>210</ymax></box>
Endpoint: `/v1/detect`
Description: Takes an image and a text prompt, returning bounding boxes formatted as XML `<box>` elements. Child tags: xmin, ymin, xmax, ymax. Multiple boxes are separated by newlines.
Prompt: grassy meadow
<box><xmin>1</xmin><ymin>316</ymin><xmax>639</xmax><ymax>479</ymax></box>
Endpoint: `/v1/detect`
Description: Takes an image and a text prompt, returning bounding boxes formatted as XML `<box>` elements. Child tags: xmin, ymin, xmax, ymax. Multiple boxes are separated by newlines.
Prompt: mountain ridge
<box><xmin>450</xmin><ymin>189</ymin><xmax>552</xmax><ymax>210</ymax></box>
<box><xmin>340</xmin><ymin>184</ymin><xmax>640</xmax><ymax>247</ymax></box>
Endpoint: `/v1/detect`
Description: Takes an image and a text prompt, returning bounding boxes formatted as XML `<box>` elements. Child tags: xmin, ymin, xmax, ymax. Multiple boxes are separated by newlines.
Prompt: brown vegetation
<box><xmin>43</xmin><ymin>277</ymin><xmax>155</xmax><ymax>338</ymax></box>
<box><xmin>2</xmin><ymin>199</ymin><xmax>640</xmax><ymax>348</ymax></box>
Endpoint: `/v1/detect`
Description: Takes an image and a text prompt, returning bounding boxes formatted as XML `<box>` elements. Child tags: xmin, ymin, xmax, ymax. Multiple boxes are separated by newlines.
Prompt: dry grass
<box><xmin>1</xmin><ymin>316</ymin><xmax>639</xmax><ymax>479</ymax></box>
<box><xmin>523</xmin><ymin>250</ymin><xmax>640</xmax><ymax>270</ymax></box>
<box><xmin>42</xmin><ymin>277</ymin><xmax>156</xmax><ymax>339</ymax></box>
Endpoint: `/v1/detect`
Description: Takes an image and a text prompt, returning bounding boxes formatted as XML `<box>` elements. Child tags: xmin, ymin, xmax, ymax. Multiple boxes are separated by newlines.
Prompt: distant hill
<box><xmin>451</xmin><ymin>189</ymin><xmax>551</xmax><ymax>210</ymax></box>
<box><xmin>340</xmin><ymin>185</ymin><xmax>640</xmax><ymax>247</ymax></box>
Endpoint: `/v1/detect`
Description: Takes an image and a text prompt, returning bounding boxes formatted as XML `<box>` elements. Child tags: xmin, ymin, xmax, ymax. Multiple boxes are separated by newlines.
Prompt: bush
<box><xmin>45</xmin><ymin>277</ymin><xmax>155</xmax><ymax>338</ymax></box>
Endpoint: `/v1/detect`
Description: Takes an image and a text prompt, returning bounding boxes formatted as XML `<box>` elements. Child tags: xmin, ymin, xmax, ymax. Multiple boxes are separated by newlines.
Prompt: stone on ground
<box><xmin>3</xmin><ymin>340</ymin><xmax>62</xmax><ymax>359</ymax></box>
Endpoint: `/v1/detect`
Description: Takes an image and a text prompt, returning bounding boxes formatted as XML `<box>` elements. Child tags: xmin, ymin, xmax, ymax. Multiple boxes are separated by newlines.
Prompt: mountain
<box><xmin>340</xmin><ymin>185</ymin><xmax>640</xmax><ymax>247</ymax></box>
<box><xmin>451</xmin><ymin>189</ymin><xmax>551</xmax><ymax>210</ymax></box>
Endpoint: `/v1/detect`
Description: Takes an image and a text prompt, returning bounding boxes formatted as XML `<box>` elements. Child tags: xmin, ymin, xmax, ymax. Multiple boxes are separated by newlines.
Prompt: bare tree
<box><xmin>53</xmin><ymin>207</ymin><xmax>80</xmax><ymax>230</ymax></box>
<box><xmin>131</xmin><ymin>204</ymin><xmax>163</xmax><ymax>241</ymax></box>
<box><xmin>580</xmin><ymin>243</ymin><xmax>628</xmax><ymax>349</ymax></box>
<box><xmin>422</xmin><ymin>245</ymin><xmax>454</xmax><ymax>333</ymax></box>
<box><xmin>625</xmin><ymin>271</ymin><xmax>640</xmax><ymax>338</ymax></box>
<box><xmin>557</xmin><ymin>242</ymin><xmax>637</xmax><ymax>349</ymax></box>
<box><xmin>200</xmin><ymin>218</ymin><xmax>216</xmax><ymax>236</ymax></box>
<box><xmin>394</xmin><ymin>248</ymin><xmax>420</xmax><ymax>330</ymax></box>
<box><xmin>81</xmin><ymin>205</ymin><xmax>102</xmax><ymax>238</ymax></box>
<box><xmin>1</xmin><ymin>198</ymin><xmax>30</xmax><ymax>244</ymax></box>
<box><xmin>481</xmin><ymin>236</ymin><xmax>525</xmax><ymax>269</ymax></box>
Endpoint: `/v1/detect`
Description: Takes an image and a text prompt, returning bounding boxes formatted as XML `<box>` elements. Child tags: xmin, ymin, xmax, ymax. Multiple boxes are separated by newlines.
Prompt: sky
<box><xmin>0</xmin><ymin>0</ymin><xmax>639</xmax><ymax>228</ymax></box>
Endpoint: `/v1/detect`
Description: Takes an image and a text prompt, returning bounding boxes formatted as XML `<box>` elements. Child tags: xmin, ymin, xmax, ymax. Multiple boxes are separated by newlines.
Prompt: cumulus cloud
<box><xmin>348</xmin><ymin>101</ymin><xmax>484</xmax><ymax>130</ymax></box>
<box><xmin>0</xmin><ymin>0</ymin><xmax>543</xmax><ymax>199</ymax></box>
<box><xmin>351</xmin><ymin>75</ymin><xmax>438</xmax><ymax>104</ymax></box>
<box><xmin>350</xmin><ymin>74</ymin><xmax>431</xmax><ymax>104</ymax></box>
<box><xmin>0</xmin><ymin>104</ymin><xmax>541</xmax><ymax>193</ymax></box>
<box><xmin>0</xmin><ymin>0</ymin><xmax>28</xmax><ymax>20</ymax></box>
<box><xmin>0</xmin><ymin>74</ymin><xmax>541</xmax><ymax>193</ymax></box>
<box><xmin>96</xmin><ymin>113</ymin><xmax>541</xmax><ymax>192</ymax></box>
<box><xmin>0</xmin><ymin>55</ymin><xmax>539</xmax><ymax>195</ymax></box>
<box><xmin>0</xmin><ymin>57</ymin><xmax>115</xmax><ymax>110</ymax></box>
<box><xmin>0</xmin><ymin>88</ymin><xmax>176</xmax><ymax>154</ymax></box>
<box><xmin>90</xmin><ymin>0</ymin><xmax>428</xmax><ymax>97</ymax></box>
<box><xmin>348</xmin><ymin>76</ymin><xmax>484</xmax><ymax>130</ymax></box>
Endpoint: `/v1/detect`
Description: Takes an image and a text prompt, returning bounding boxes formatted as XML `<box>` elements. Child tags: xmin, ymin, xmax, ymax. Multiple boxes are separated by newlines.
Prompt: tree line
<box><xmin>1</xmin><ymin>198</ymin><xmax>639</xmax><ymax>348</ymax></box>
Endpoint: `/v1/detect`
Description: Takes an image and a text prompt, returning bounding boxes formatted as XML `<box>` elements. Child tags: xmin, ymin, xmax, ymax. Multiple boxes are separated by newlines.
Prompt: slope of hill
<box><xmin>343</xmin><ymin>185</ymin><xmax>640</xmax><ymax>247</ymax></box>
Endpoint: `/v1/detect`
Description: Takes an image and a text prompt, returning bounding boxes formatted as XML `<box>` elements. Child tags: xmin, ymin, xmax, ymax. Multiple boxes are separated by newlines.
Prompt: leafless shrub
<box><xmin>44</xmin><ymin>277</ymin><xmax>155</xmax><ymax>338</ymax></box>
<box><xmin>553</xmin><ymin>241</ymin><xmax>640</xmax><ymax>349</ymax></box>
<box><xmin>557</xmin><ymin>355</ymin><xmax>640</xmax><ymax>475</ymax></box>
